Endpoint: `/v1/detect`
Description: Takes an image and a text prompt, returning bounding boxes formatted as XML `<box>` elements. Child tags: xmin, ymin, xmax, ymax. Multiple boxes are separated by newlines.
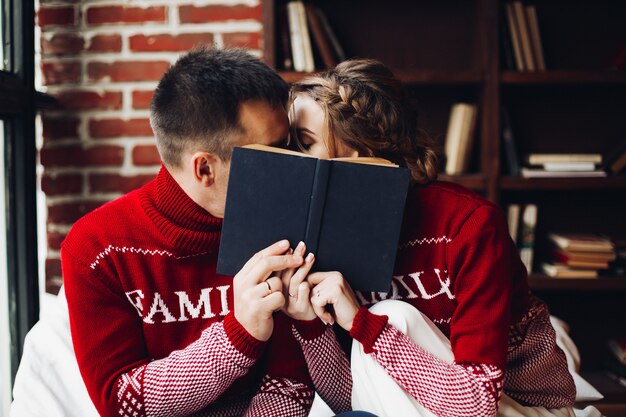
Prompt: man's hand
<box><xmin>233</xmin><ymin>240</ymin><xmax>304</xmax><ymax>341</ymax></box>
<box><xmin>307</xmin><ymin>272</ymin><xmax>360</xmax><ymax>331</ymax></box>
<box><xmin>280</xmin><ymin>241</ymin><xmax>317</xmax><ymax>321</ymax></box>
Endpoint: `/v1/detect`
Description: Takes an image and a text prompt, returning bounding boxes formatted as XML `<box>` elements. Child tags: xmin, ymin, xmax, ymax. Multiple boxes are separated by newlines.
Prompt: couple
<box><xmin>62</xmin><ymin>46</ymin><xmax>576</xmax><ymax>417</ymax></box>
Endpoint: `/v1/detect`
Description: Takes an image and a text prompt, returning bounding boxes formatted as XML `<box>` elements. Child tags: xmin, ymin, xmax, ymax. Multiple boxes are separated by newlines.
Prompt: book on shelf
<box><xmin>518</xmin><ymin>204</ymin><xmax>537</xmax><ymax>273</ymax></box>
<box><xmin>500</xmin><ymin>7</ymin><xmax>516</xmax><ymax>71</ymax></box>
<box><xmin>444</xmin><ymin>103</ymin><xmax>478</xmax><ymax>175</ymax></box>
<box><xmin>550</xmin><ymin>251</ymin><xmax>610</xmax><ymax>269</ymax></box>
<box><xmin>608</xmin><ymin>338</ymin><xmax>626</xmax><ymax>365</ymax></box>
<box><xmin>278</xmin><ymin>5</ymin><xmax>293</xmax><ymax>70</ymax></box>
<box><xmin>526</xmin><ymin>153</ymin><xmax>603</xmax><ymax>165</ymax></box>
<box><xmin>286</xmin><ymin>1</ymin><xmax>314</xmax><ymax>72</ymax></box>
<box><xmin>541</xmin><ymin>263</ymin><xmax>598</xmax><ymax>279</ymax></box>
<box><xmin>501</xmin><ymin>108</ymin><xmax>520</xmax><ymax>175</ymax></box>
<box><xmin>305</xmin><ymin>4</ymin><xmax>337</xmax><ymax>69</ymax></box>
<box><xmin>520</xmin><ymin>168</ymin><xmax>607</xmax><ymax>178</ymax></box>
<box><xmin>542</xmin><ymin>162</ymin><xmax>597</xmax><ymax>172</ymax></box>
<box><xmin>603</xmin><ymin>142</ymin><xmax>626</xmax><ymax>174</ymax></box>
<box><xmin>314</xmin><ymin>7</ymin><xmax>345</xmax><ymax>63</ymax></box>
<box><xmin>217</xmin><ymin>144</ymin><xmax>411</xmax><ymax>292</ymax></box>
<box><xmin>512</xmin><ymin>1</ymin><xmax>536</xmax><ymax>71</ymax></box>
<box><xmin>524</xmin><ymin>5</ymin><xmax>546</xmax><ymax>71</ymax></box>
<box><xmin>506</xmin><ymin>204</ymin><xmax>521</xmax><ymax>244</ymax></box>
<box><xmin>504</xmin><ymin>2</ymin><xmax>525</xmax><ymax>71</ymax></box>
<box><xmin>548</xmin><ymin>233</ymin><xmax>615</xmax><ymax>253</ymax></box>
<box><xmin>552</xmin><ymin>247</ymin><xmax>616</xmax><ymax>263</ymax></box>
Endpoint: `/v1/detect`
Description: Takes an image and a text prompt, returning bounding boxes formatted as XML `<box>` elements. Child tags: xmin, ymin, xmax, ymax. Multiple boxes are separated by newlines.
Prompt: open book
<box><xmin>217</xmin><ymin>144</ymin><xmax>411</xmax><ymax>292</ymax></box>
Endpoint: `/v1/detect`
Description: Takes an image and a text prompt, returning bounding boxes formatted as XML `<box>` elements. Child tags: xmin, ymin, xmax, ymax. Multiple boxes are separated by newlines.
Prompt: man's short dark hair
<box><xmin>150</xmin><ymin>45</ymin><xmax>289</xmax><ymax>167</ymax></box>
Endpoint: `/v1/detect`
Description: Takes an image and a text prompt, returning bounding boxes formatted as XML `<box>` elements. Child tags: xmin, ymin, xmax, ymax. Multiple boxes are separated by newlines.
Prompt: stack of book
<box><xmin>507</xmin><ymin>203</ymin><xmax>538</xmax><ymax>273</ymax></box>
<box><xmin>444</xmin><ymin>103</ymin><xmax>479</xmax><ymax>175</ymax></box>
<box><xmin>502</xmin><ymin>1</ymin><xmax>545</xmax><ymax>71</ymax></box>
<box><xmin>541</xmin><ymin>233</ymin><xmax>616</xmax><ymax>278</ymax></box>
<box><xmin>520</xmin><ymin>153</ymin><xmax>607</xmax><ymax>178</ymax></box>
<box><xmin>280</xmin><ymin>1</ymin><xmax>345</xmax><ymax>72</ymax></box>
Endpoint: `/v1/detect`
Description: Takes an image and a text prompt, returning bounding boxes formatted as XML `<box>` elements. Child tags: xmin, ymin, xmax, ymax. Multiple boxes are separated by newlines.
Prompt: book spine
<box><xmin>305</xmin><ymin>4</ymin><xmax>337</xmax><ymax>69</ymax></box>
<box><xmin>519</xmin><ymin>204</ymin><xmax>537</xmax><ymax>273</ymax></box>
<box><xmin>501</xmin><ymin>108</ymin><xmax>520</xmax><ymax>175</ymax></box>
<box><xmin>287</xmin><ymin>1</ymin><xmax>305</xmax><ymax>72</ymax></box>
<box><xmin>304</xmin><ymin>159</ymin><xmax>332</xmax><ymax>255</ymax></box>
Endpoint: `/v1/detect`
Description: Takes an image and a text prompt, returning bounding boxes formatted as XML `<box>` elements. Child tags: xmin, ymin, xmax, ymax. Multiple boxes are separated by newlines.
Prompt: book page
<box><xmin>240</xmin><ymin>144</ymin><xmax>398</xmax><ymax>166</ymax></box>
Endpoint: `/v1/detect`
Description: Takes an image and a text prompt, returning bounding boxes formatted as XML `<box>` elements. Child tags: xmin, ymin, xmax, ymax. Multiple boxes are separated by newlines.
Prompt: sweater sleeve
<box><xmin>62</xmin><ymin>248</ymin><xmax>265</xmax><ymax>417</ymax></box>
<box><xmin>446</xmin><ymin>204</ymin><xmax>514</xmax><ymax>370</ymax></box>
<box><xmin>292</xmin><ymin>319</ymin><xmax>352</xmax><ymax>414</ymax></box>
<box><xmin>351</xmin><ymin>310</ymin><xmax>503</xmax><ymax>417</ymax></box>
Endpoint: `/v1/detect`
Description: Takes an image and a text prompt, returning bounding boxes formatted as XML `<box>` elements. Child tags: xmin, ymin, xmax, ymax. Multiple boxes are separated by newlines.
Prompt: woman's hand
<box><xmin>280</xmin><ymin>241</ymin><xmax>317</xmax><ymax>321</ymax></box>
<box><xmin>307</xmin><ymin>272</ymin><xmax>360</xmax><ymax>331</ymax></box>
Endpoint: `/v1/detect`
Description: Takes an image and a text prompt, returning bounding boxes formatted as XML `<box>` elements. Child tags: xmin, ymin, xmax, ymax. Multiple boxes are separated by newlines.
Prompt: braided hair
<box><xmin>290</xmin><ymin>59</ymin><xmax>439</xmax><ymax>184</ymax></box>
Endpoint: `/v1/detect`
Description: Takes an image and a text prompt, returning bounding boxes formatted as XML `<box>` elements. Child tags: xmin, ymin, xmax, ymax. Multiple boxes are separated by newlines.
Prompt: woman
<box><xmin>282</xmin><ymin>59</ymin><xmax>576</xmax><ymax>417</ymax></box>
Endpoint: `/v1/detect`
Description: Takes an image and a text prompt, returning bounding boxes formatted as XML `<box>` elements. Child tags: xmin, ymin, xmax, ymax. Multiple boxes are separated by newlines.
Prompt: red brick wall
<box><xmin>37</xmin><ymin>1</ymin><xmax>264</xmax><ymax>294</ymax></box>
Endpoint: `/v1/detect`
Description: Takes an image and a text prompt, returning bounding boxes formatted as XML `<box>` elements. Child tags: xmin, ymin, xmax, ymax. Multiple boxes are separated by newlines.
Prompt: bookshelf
<box><xmin>263</xmin><ymin>0</ymin><xmax>626</xmax><ymax>413</ymax></box>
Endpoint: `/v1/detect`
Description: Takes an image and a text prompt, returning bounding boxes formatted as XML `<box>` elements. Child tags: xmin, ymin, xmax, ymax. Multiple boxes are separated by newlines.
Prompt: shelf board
<box><xmin>529</xmin><ymin>275</ymin><xmax>626</xmax><ymax>291</ymax></box>
<box><xmin>279</xmin><ymin>69</ymin><xmax>483</xmax><ymax>85</ymax></box>
<box><xmin>500</xmin><ymin>175</ymin><xmax>626</xmax><ymax>190</ymax></box>
<box><xmin>438</xmin><ymin>173</ymin><xmax>485</xmax><ymax>190</ymax></box>
<box><xmin>501</xmin><ymin>70</ymin><xmax>626</xmax><ymax>85</ymax></box>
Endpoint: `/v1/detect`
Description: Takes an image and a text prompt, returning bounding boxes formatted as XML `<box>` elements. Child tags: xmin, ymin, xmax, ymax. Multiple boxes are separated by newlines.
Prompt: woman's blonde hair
<box><xmin>290</xmin><ymin>59</ymin><xmax>439</xmax><ymax>184</ymax></box>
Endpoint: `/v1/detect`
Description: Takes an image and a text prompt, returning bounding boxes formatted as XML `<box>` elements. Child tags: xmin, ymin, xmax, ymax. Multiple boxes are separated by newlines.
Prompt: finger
<box><xmin>251</xmin><ymin>276</ymin><xmax>283</xmax><ymax>298</ymax></box>
<box><xmin>296</xmin><ymin>281</ymin><xmax>311</xmax><ymax>306</ymax></box>
<box><xmin>280</xmin><ymin>249</ymin><xmax>296</xmax><ymax>293</ymax></box>
<box><xmin>289</xmin><ymin>253</ymin><xmax>315</xmax><ymax>300</ymax></box>
<box><xmin>260</xmin><ymin>291</ymin><xmax>286</xmax><ymax>312</ymax></box>
<box><xmin>306</xmin><ymin>271</ymin><xmax>336</xmax><ymax>286</ymax></box>
<box><xmin>310</xmin><ymin>286</ymin><xmax>335</xmax><ymax>325</ymax></box>
<box><xmin>247</xmin><ymin>253</ymin><xmax>304</xmax><ymax>285</ymax></box>
<box><xmin>239</xmin><ymin>239</ymin><xmax>290</xmax><ymax>276</ymax></box>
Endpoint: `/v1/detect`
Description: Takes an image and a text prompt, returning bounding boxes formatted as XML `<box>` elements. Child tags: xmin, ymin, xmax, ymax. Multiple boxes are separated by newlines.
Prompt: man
<box><xmin>62</xmin><ymin>46</ymin><xmax>333</xmax><ymax>417</ymax></box>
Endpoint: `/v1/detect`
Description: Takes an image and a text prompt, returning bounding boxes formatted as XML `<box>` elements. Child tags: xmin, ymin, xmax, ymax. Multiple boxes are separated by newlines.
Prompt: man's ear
<box><xmin>191</xmin><ymin>151</ymin><xmax>219</xmax><ymax>187</ymax></box>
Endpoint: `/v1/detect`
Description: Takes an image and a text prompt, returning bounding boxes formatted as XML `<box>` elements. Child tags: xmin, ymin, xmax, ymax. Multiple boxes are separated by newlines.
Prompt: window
<box><xmin>1</xmin><ymin>0</ymin><xmax>39</xmax><ymax>410</ymax></box>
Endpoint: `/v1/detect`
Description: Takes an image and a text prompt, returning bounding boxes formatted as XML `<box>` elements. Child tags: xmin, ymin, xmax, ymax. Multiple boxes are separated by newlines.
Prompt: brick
<box><xmin>132</xmin><ymin>145</ymin><xmax>161</xmax><ymax>166</ymax></box>
<box><xmin>89</xmin><ymin>118</ymin><xmax>153</xmax><ymax>138</ymax></box>
<box><xmin>54</xmin><ymin>90</ymin><xmax>122</xmax><ymax>110</ymax></box>
<box><xmin>46</xmin><ymin>258</ymin><xmax>63</xmax><ymax>279</ymax></box>
<box><xmin>86</xmin><ymin>5</ymin><xmax>166</xmax><ymax>25</ymax></box>
<box><xmin>41</xmin><ymin>116</ymin><xmax>80</xmax><ymax>139</ymax></box>
<box><xmin>130</xmin><ymin>33</ymin><xmax>214</xmax><ymax>52</ymax></box>
<box><xmin>223</xmin><ymin>32</ymin><xmax>261</xmax><ymax>49</ymax></box>
<box><xmin>88</xmin><ymin>61</ymin><xmax>169</xmax><ymax>82</ymax></box>
<box><xmin>48</xmin><ymin>200</ymin><xmax>108</xmax><ymax>224</ymax></box>
<box><xmin>41</xmin><ymin>145</ymin><xmax>125</xmax><ymax>167</ymax></box>
<box><xmin>132</xmin><ymin>90</ymin><xmax>153</xmax><ymax>109</ymax></box>
<box><xmin>38</xmin><ymin>6</ymin><xmax>75</xmax><ymax>28</ymax></box>
<box><xmin>41</xmin><ymin>173</ymin><xmax>83</xmax><ymax>195</ymax></box>
<box><xmin>90</xmin><ymin>173</ymin><xmax>155</xmax><ymax>194</ymax></box>
<box><xmin>42</xmin><ymin>61</ymin><xmax>81</xmax><ymax>85</ymax></box>
<box><xmin>87</xmin><ymin>34</ymin><xmax>122</xmax><ymax>53</ymax></box>
<box><xmin>179</xmin><ymin>5</ymin><xmax>261</xmax><ymax>24</ymax></box>
<box><xmin>47</xmin><ymin>231</ymin><xmax>67</xmax><ymax>251</ymax></box>
<box><xmin>41</xmin><ymin>33</ymin><xmax>84</xmax><ymax>55</ymax></box>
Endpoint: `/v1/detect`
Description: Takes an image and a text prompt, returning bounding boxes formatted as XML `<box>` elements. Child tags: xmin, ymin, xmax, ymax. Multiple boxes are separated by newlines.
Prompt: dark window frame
<box><xmin>2</xmin><ymin>0</ymin><xmax>39</xmax><ymax>385</ymax></box>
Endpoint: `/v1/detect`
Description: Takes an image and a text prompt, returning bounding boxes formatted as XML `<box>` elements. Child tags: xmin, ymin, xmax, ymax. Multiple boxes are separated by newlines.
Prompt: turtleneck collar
<box><xmin>139</xmin><ymin>166</ymin><xmax>223</xmax><ymax>254</ymax></box>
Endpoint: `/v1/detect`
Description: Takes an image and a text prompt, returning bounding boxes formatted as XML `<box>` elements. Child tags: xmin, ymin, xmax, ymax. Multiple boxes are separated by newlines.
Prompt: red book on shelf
<box><xmin>551</xmin><ymin>250</ymin><xmax>610</xmax><ymax>269</ymax></box>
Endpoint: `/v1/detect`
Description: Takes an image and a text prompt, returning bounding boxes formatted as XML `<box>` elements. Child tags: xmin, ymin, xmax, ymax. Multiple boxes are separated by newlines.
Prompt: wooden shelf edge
<box><xmin>500</xmin><ymin>175</ymin><xmax>626</xmax><ymax>190</ymax></box>
<box><xmin>529</xmin><ymin>275</ymin><xmax>626</xmax><ymax>291</ymax></box>
<box><xmin>501</xmin><ymin>70</ymin><xmax>626</xmax><ymax>85</ymax></box>
<box><xmin>279</xmin><ymin>69</ymin><xmax>484</xmax><ymax>85</ymax></box>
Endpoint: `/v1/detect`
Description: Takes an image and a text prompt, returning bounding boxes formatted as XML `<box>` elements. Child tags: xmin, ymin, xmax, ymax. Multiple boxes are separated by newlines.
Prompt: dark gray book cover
<box><xmin>217</xmin><ymin>146</ymin><xmax>410</xmax><ymax>292</ymax></box>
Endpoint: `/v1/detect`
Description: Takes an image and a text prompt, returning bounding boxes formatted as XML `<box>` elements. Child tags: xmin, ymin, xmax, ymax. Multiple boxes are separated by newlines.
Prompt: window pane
<box><xmin>0</xmin><ymin>0</ymin><xmax>4</xmax><ymax>70</ymax></box>
<box><xmin>0</xmin><ymin>120</ymin><xmax>12</xmax><ymax>416</ymax></box>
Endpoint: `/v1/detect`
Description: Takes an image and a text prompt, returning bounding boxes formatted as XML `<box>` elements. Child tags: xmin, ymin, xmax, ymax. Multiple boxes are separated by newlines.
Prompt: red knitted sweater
<box><xmin>62</xmin><ymin>167</ymin><xmax>335</xmax><ymax>417</ymax></box>
<box><xmin>341</xmin><ymin>181</ymin><xmax>576</xmax><ymax>416</ymax></box>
